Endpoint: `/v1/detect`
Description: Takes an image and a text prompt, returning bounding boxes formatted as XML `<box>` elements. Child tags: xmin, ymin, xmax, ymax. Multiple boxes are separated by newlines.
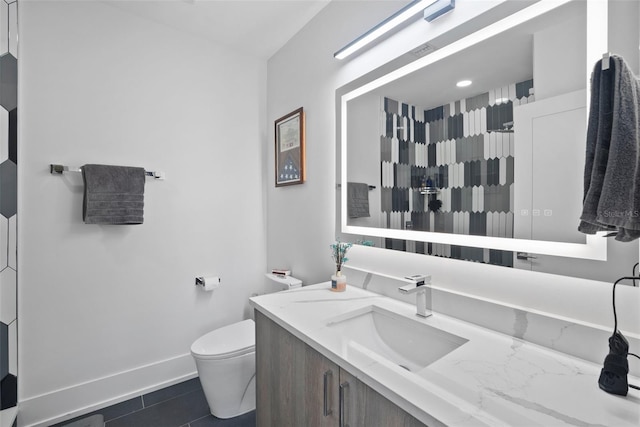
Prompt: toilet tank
<box><xmin>248</xmin><ymin>274</ymin><xmax>303</xmax><ymax>320</ymax></box>
<box><xmin>265</xmin><ymin>273</ymin><xmax>302</xmax><ymax>292</ymax></box>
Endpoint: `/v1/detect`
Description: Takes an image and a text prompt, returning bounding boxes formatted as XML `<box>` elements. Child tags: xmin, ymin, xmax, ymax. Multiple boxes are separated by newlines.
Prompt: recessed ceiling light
<box><xmin>456</xmin><ymin>80</ymin><xmax>472</xmax><ymax>87</ymax></box>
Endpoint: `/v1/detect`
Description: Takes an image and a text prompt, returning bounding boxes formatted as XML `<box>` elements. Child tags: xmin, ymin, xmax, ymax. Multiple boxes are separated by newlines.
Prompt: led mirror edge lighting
<box><xmin>340</xmin><ymin>0</ymin><xmax>608</xmax><ymax>260</ymax></box>
<box><xmin>340</xmin><ymin>96</ymin><xmax>348</xmax><ymax>233</ymax></box>
<box><xmin>334</xmin><ymin>0</ymin><xmax>437</xmax><ymax>60</ymax></box>
<box><xmin>343</xmin><ymin>225</ymin><xmax>608</xmax><ymax>260</ymax></box>
<box><xmin>585</xmin><ymin>0</ymin><xmax>608</xmax><ymax>124</ymax></box>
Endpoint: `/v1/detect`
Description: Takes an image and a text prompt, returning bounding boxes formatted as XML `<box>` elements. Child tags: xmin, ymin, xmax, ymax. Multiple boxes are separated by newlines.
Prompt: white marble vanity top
<box><xmin>250</xmin><ymin>283</ymin><xmax>640</xmax><ymax>426</ymax></box>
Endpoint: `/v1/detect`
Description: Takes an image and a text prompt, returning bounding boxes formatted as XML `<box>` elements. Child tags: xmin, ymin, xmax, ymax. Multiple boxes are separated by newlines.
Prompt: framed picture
<box><xmin>275</xmin><ymin>107</ymin><xmax>305</xmax><ymax>187</ymax></box>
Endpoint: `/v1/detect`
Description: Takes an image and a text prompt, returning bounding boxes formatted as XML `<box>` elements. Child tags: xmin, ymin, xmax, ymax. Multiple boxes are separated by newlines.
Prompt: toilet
<box><xmin>190</xmin><ymin>273</ymin><xmax>302</xmax><ymax>419</ymax></box>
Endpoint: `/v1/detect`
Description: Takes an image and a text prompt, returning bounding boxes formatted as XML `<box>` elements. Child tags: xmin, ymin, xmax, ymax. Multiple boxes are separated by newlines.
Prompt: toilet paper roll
<box><xmin>200</xmin><ymin>276</ymin><xmax>221</xmax><ymax>292</ymax></box>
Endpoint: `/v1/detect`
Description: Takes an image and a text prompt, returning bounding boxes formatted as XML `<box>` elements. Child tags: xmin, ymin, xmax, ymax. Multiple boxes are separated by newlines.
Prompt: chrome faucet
<box><xmin>398</xmin><ymin>274</ymin><xmax>432</xmax><ymax>318</ymax></box>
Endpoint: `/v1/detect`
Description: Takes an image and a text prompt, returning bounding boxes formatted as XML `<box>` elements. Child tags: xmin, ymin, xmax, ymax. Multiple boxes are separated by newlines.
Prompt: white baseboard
<box><xmin>18</xmin><ymin>353</ymin><xmax>197</xmax><ymax>427</ymax></box>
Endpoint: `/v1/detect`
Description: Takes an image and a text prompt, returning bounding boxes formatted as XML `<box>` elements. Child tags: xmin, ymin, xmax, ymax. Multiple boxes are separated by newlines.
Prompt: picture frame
<box><xmin>275</xmin><ymin>107</ymin><xmax>305</xmax><ymax>187</ymax></box>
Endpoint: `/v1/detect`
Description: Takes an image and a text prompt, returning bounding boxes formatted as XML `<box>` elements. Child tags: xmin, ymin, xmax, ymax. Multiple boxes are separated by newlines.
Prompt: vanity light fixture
<box><xmin>456</xmin><ymin>79</ymin><xmax>472</xmax><ymax>87</ymax></box>
<box><xmin>424</xmin><ymin>0</ymin><xmax>456</xmax><ymax>22</ymax></box>
<box><xmin>334</xmin><ymin>0</ymin><xmax>455</xmax><ymax>60</ymax></box>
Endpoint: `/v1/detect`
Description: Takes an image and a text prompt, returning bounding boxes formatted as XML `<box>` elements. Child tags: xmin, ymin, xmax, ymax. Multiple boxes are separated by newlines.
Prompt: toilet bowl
<box><xmin>191</xmin><ymin>319</ymin><xmax>256</xmax><ymax>419</ymax></box>
<box><xmin>191</xmin><ymin>274</ymin><xmax>302</xmax><ymax>418</ymax></box>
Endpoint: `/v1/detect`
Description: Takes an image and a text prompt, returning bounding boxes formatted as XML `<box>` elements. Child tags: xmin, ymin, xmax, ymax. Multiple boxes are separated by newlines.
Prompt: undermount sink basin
<box><xmin>327</xmin><ymin>305</ymin><xmax>468</xmax><ymax>372</ymax></box>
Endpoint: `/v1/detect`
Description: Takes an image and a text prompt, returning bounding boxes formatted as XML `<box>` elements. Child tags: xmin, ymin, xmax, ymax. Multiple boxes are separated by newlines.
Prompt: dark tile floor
<box><xmin>52</xmin><ymin>378</ymin><xmax>255</xmax><ymax>427</ymax></box>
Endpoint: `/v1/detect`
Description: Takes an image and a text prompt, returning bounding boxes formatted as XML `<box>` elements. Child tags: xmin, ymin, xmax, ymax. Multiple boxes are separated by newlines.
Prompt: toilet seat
<box><xmin>191</xmin><ymin>319</ymin><xmax>255</xmax><ymax>360</ymax></box>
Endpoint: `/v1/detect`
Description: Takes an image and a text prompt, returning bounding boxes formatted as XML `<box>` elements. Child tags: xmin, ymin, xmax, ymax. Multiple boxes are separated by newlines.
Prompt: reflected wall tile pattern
<box><xmin>0</xmin><ymin>0</ymin><xmax>17</xmax><ymax>411</ymax></box>
<box><xmin>381</xmin><ymin>79</ymin><xmax>533</xmax><ymax>267</ymax></box>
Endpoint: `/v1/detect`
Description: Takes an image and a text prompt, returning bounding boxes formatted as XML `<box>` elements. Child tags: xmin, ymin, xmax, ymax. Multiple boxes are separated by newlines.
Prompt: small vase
<box><xmin>330</xmin><ymin>270</ymin><xmax>347</xmax><ymax>292</ymax></box>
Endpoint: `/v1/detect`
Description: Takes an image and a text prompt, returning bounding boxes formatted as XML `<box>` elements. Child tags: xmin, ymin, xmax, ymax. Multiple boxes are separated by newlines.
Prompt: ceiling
<box><xmin>103</xmin><ymin>0</ymin><xmax>332</xmax><ymax>59</ymax></box>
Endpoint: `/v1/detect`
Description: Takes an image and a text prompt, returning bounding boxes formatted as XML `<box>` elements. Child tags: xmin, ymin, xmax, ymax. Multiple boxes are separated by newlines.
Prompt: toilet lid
<box><xmin>191</xmin><ymin>319</ymin><xmax>255</xmax><ymax>359</ymax></box>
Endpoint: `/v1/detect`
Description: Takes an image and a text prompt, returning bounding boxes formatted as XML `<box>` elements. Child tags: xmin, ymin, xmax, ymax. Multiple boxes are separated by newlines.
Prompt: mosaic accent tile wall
<box><xmin>0</xmin><ymin>0</ymin><xmax>18</xmax><ymax>412</ymax></box>
<box><xmin>380</xmin><ymin>79</ymin><xmax>534</xmax><ymax>267</ymax></box>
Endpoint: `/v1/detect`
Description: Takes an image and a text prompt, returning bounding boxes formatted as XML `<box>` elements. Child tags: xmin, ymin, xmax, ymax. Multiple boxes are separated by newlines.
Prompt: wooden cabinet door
<box><xmin>303</xmin><ymin>340</ymin><xmax>340</xmax><ymax>427</ymax></box>
<box><xmin>339</xmin><ymin>369</ymin><xmax>426</xmax><ymax>427</ymax></box>
<box><xmin>256</xmin><ymin>311</ymin><xmax>339</xmax><ymax>427</ymax></box>
<box><xmin>256</xmin><ymin>310</ymin><xmax>303</xmax><ymax>426</ymax></box>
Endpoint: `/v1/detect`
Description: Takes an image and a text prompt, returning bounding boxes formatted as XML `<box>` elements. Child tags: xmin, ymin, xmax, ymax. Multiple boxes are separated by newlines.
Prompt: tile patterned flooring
<box><xmin>52</xmin><ymin>378</ymin><xmax>255</xmax><ymax>427</ymax></box>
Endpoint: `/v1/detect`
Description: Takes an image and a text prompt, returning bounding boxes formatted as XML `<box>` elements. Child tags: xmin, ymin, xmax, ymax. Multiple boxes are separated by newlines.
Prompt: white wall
<box><xmin>18</xmin><ymin>1</ymin><xmax>267</xmax><ymax>425</ymax></box>
<box><xmin>266</xmin><ymin>1</ymin><xmax>407</xmax><ymax>284</ymax></box>
<box><xmin>533</xmin><ymin>13</ymin><xmax>586</xmax><ymax>101</ymax></box>
<box><xmin>609</xmin><ymin>0</ymin><xmax>640</xmax><ymax>76</ymax></box>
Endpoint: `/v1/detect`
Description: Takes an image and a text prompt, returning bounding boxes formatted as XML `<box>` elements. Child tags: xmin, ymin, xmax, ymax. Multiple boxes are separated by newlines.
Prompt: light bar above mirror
<box><xmin>334</xmin><ymin>0</ymin><xmax>455</xmax><ymax>60</ymax></box>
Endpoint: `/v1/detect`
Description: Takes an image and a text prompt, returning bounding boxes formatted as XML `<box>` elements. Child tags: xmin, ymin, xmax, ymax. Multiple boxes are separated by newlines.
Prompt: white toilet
<box><xmin>190</xmin><ymin>274</ymin><xmax>302</xmax><ymax>419</ymax></box>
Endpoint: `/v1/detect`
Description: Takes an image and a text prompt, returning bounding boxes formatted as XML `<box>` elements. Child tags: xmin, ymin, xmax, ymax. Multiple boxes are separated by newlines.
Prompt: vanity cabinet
<box><xmin>255</xmin><ymin>311</ymin><xmax>425</xmax><ymax>427</ymax></box>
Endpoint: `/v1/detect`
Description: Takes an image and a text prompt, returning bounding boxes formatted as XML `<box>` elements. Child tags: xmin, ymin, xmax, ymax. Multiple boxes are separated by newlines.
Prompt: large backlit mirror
<box><xmin>337</xmin><ymin>0</ymin><xmax>640</xmax><ymax>282</ymax></box>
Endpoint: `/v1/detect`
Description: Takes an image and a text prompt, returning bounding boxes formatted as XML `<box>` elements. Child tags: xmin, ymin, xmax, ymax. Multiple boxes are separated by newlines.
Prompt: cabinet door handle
<box><xmin>323</xmin><ymin>370</ymin><xmax>333</xmax><ymax>416</ymax></box>
<box><xmin>339</xmin><ymin>381</ymin><xmax>350</xmax><ymax>427</ymax></box>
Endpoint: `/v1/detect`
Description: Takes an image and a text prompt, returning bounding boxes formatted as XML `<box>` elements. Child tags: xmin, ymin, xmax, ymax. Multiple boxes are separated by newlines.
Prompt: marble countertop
<box><xmin>250</xmin><ymin>283</ymin><xmax>640</xmax><ymax>426</ymax></box>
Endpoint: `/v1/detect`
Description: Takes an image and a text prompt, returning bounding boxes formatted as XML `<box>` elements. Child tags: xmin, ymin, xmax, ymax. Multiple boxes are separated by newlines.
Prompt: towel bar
<box><xmin>50</xmin><ymin>164</ymin><xmax>165</xmax><ymax>180</ymax></box>
<box><xmin>336</xmin><ymin>183</ymin><xmax>376</xmax><ymax>190</ymax></box>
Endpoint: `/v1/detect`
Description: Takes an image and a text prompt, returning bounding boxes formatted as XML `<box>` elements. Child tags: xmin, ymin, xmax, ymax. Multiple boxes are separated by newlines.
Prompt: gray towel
<box><xmin>347</xmin><ymin>182</ymin><xmax>370</xmax><ymax>218</ymax></box>
<box><xmin>579</xmin><ymin>55</ymin><xmax>640</xmax><ymax>241</ymax></box>
<box><xmin>82</xmin><ymin>164</ymin><xmax>146</xmax><ymax>224</ymax></box>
